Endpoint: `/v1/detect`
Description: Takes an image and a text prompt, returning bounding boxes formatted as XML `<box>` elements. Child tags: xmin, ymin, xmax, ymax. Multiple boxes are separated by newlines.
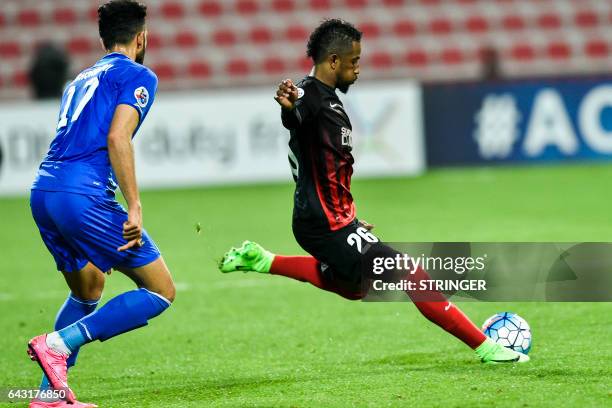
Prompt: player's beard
<box><xmin>135</xmin><ymin>47</ymin><xmax>146</xmax><ymax>65</ymax></box>
<box><xmin>337</xmin><ymin>81</ymin><xmax>351</xmax><ymax>94</ymax></box>
<box><xmin>337</xmin><ymin>76</ymin><xmax>357</xmax><ymax>94</ymax></box>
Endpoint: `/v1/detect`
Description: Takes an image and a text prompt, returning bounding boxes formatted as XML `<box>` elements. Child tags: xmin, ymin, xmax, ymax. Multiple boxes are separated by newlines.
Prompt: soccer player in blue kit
<box><xmin>26</xmin><ymin>1</ymin><xmax>175</xmax><ymax>407</ymax></box>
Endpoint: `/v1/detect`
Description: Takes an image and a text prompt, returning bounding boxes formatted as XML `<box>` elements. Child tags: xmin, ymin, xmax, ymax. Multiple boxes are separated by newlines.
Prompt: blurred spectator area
<box><xmin>0</xmin><ymin>0</ymin><xmax>611</xmax><ymax>99</ymax></box>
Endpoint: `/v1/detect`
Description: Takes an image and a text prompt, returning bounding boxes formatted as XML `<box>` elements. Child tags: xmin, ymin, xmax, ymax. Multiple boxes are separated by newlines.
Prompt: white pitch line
<box><xmin>0</xmin><ymin>278</ymin><xmax>287</xmax><ymax>301</ymax></box>
<box><xmin>174</xmin><ymin>282</ymin><xmax>191</xmax><ymax>292</ymax></box>
<box><xmin>0</xmin><ymin>293</ymin><xmax>15</xmax><ymax>301</ymax></box>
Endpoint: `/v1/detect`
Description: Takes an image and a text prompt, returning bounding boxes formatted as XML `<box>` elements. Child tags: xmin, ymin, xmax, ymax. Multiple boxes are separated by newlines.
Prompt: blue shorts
<box><xmin>30</xmin><ymin>190</ymin><xmax>161</xmax><ymax>273</ymax></box>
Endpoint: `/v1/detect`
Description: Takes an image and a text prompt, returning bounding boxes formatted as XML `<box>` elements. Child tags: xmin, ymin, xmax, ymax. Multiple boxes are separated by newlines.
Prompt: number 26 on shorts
<box><xmin>346</xmin><ymin>226</ymin><xmax>379</xmax><ymax>253</ymax></box>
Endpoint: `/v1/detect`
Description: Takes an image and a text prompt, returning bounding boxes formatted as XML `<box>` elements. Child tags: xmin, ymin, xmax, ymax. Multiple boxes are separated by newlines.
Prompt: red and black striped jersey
<box><xmin>281</xmin><ymin>76</ymin><xmax>356</xmax><ymax>231</ymax></box>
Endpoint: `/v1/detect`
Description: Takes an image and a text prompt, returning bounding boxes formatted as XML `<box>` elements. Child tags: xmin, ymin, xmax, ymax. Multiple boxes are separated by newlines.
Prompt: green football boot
<box><xmin>476</xmin><ymin>338</ymin><xmax>530</xmax><ymax>364</ymax></box>
<box><xmin>219</xmin><ymin>241</ymin><xmax>274</xmax><ymax>274</ymax></box>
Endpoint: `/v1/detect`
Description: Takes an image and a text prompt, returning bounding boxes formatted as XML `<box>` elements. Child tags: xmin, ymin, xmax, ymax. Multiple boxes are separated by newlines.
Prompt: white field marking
<box><xmin>31</xmin><ymin>290</ymin><xmax>68</xmax><ymax>300</ymax></box>
<box><xmin>174</xmin><ymin>282</ymin><xmax>191</xmax><ymax>292</ymax></box>
<box><xmin>438</xmin><ymin>169</ymin><xmax>496</xmax><ymax>183</ymax></box>
<box><xmin>0</xmin><ymin>278</ymin><xmax>287</xmax><ymax>301</ymax></box>
<box><xmin>208</xmin><ymin>278</ymin><xmax>287</xmax><ymax>289</ymax></box>
<box><xmin>0</xmin><ymin>293</ymin><xmax>15</xmax><ymax>301</ymax></box>
<box><xmin>0</xmin><ymin>290</ymin><xmax>66</xmax><ymax>302</ymax></box>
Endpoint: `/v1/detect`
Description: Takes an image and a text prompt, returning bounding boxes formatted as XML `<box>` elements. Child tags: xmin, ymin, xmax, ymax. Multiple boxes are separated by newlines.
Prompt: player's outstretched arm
<box><xmin>276</xmin><ymin>79</ymin><xmax>313</xmax><ymax>130</ymax></box>
<box><xmin>108</xmin><ymin>104</ymin><xmax>143</xmax><ymax>252</ymax></box>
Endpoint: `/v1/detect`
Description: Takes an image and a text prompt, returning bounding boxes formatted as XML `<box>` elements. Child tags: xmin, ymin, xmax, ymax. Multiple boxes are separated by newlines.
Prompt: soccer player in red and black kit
<box><xmin>220</xmin><ymin>19</ymin><xmax>528</xmax><ymax>364</ymax></box>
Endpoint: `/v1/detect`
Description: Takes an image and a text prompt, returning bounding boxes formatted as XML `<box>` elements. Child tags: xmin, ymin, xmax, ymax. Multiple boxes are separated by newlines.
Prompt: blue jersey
<box><xmin>32</xmin><ymin>52</ymin><xmax>157</xmax><ymax>196</ymax></box>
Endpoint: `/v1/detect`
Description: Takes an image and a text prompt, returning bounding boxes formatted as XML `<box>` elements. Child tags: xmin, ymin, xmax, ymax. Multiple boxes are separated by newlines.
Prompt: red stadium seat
<box><xmin>188</xmin><ymin>60</ymin><xmax>212</xmax><ymax>78</ymax></box>
<box><xmin>510</xmin><ymin>43</ymin><xmax>535</xmax><ymax>61</ymax></box>
<box><xmin>0</xmin><ymin>41</ymin><xmax>21</xmax><ymax>58</ymax></box>
<box><xmin>236</xmin><ymin>0</ymin><xmax>259</xmax><ymax>15</ymax></box>
<box><xmin>466</xmin><ymin>16</ymin><xmax>489</xmax><ymax>33</ymax></box>
<box><xmin>160</xmin><ymin>1</ymin><xmax>185</xmax><ymax>19</ymax></box>
<box><xmin>345</xmin><ymin>0</ymin><xmax>368</xmax><ymax>8</ymax></box>
<box><xmin>285</xmin><ymin>25</ymin><xmax>309</xmax><ymax>43</ymax></box>
<box><xmin>152</xmin><ymin>62</ymin><xmax>176</xmax><ymax>81</ymax></box>
<box><xmin>175</xmin><ymin>31</ymin><xmax>198</xmax><ymax>48</ymax></box>
<box><xmin>147</xmin><ymin>33</ymin><xmax>163</xmax><ymax>50</ymax></box>
<box><xmin>584</xmin><ymin>39</ymin><xmax>608</xmax><ymax>58</ymax></box>
<box><xmin>213</xmin><ymin>29</ymin><xmax>237</xmax><ymax>46</ymax></box>
<box><xmin>226</xmin><ymin>58</ymin><xmax>250</xmax><ymax>76</ymax></box>
<box><xmin>272</xmin><ymin>0</ymin><xmax>295</xmax><ymax>13</ymax></box>
<box><xmin>382</xmin><ymin>0</ymin><xmax>404</xmax><ymax>7</ymax></box>
<box><xmin>537</xmin><ymin>13</ymin><xmax>562</xmax><ymax>30</ymax></box>
<box><xmin>359</xmin><ymin>22</ymin><xmax>381</xmax><ymax>39</ymax></box>
<box><xmin>429</xmin><ymin>18</ymin><xmax>452</xmax><ymax>35</ymax></box>
<box><xmin>18</xmin><ymin>9</ymin><xmax>41</xmax><ymax>26</ymax></box>
<box><xmin>296</xmin><ymin>55</ymin><xmax>313</xmax><ymax>72</ymax></box>
<box><xmin>67</xmin><ymin>37</ymin><xmax>94</xmax><ymax>55</ymax></box>
<box><xmin>440</xmin><ymin>48</ymin><xmax>464</xmax><ymax>65</ymax></box>
<box><xmin>309</xmin><ymin>0</ymin><xmax>331</xmax><ymax>11</ymax></box>
<box><xmin>369</xmin><ymin>51</ymin><xmax>393</xmax><ymax>69</ymax></box>
<box><xmin>198</xmin><ymin>1</ymin><xmax>222</xmax><ymax>17</ymax></box>
<box><xmin>249</xmin><ymin>26</ymin><xmax>273</xmax><ymax>44</ymax></box>
<box><xmin>1</xmin><ymin>0</ymin><xmax>606</xmax><ymax>97</ymax></box>
<box><xmin>502</xmin><ymin>15</ymin><xmax>525</xmax><ymax>31</ymax></box>
<box><xmin>392</xmin><ymin>19</ymin><xmax>416</xmax><ymax>37</ymax></box>
<box><xmin>547</xmin><ymin>41</ymin><xmax>571</xmax><ymax>59</ymax></box>
<box><xmin>263</xmin><ymin>57</ymin><xmax>286</xmax><ymax>74</ymax></box>
<box><xmin>53</xmin><ymin>8</ymin><xmax>77</xmax><ymax>25</ymax></box>
<box><xmin>574</xmin><ymin>10</ymin><xmax>598</xmax><ymax>28</ymax></box>
<box><xmin>13</xmin><ymin>70</ymin><xmax>28</xmax><ymax>87</ymax></box>
<box><xmin>88</xmin><ymin>6</ymin><xmax>99</xmax><ymax>22</ymax></box>
<box><xmin>404</xmin><ymin>49</ymin><xmax>428</xmax><ymax>66</ymax></box>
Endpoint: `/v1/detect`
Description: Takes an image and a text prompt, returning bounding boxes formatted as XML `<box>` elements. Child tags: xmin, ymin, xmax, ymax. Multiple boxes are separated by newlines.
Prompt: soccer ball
<box><xmin>482</xmin><ymin>312</ymin><xmax>532</xmax><ymax>354</ymax></box>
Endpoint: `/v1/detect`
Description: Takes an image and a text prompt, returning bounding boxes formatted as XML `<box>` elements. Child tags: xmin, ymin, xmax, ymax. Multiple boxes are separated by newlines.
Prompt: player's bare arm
<box><xmin>107</xmin><ymin>104</ymin><xmax>142</xmax><ymax>251</ymax></box>
<box><xmin>274</xmin><ymin>79</ymin><xmax>299</xmax><ymax>110</ymax></box>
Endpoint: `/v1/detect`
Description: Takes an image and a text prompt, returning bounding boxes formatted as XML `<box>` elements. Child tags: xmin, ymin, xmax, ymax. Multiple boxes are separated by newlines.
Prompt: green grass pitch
<box><xmin>0</xmin><ymin>164</ymin><xmax>610</xmax><ymax>407</ymax></box>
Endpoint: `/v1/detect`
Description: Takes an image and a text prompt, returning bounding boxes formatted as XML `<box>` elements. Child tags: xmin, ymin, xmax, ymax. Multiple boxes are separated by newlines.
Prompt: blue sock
<box><xmin>58</xmin><ymin>288</ymin><xmax>170</xmax><ymax>348</ymax></box>
<box><xmin>56</xmin><ymin>294</ymin><xmax>99</xmax><ymax>367</ymax></box>
<box><xmin>57</xmin><ymin>322</ymin><xmax>89</xmax><ymax>352</ymax></box>
<box><xmin>40</xmin><ymin>294</ymin><xmax>98</xmax><ymax>392</ymax></box>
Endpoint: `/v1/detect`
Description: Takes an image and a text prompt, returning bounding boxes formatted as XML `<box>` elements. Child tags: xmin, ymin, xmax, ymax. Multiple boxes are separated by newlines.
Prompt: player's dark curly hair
<box><xmin>307</xmin><ymin>19</ymin><xmax>362</xmax><ymax>63</ymax></box>
<box><xmin>98</xmin><ymin>0</ymin><xmax>147</xmax><ymax>50</ymax></box>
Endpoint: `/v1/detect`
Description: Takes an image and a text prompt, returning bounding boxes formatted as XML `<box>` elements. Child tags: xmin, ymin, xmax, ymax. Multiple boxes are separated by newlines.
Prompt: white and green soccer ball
<box><xmin>482</xmin><ymin>312</ymin><xmax>532</xmax><ymax>354</ymax></box>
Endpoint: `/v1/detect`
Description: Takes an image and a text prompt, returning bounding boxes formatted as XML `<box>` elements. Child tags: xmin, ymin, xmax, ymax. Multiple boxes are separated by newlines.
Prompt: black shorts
<box><xmin>293</xmin><ymin>218</ymin><xmax>393</xmax><ymax>292</ymax></box>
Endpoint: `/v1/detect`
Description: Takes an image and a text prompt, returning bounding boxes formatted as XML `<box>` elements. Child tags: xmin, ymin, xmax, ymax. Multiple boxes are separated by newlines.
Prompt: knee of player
<box><xmin>164</xmin><ymin>283</ymin><xmax>176</xmax><ymax>303</ymax></box>
<box><xmin>83</xmin><ymin>287</ymin><xmax>104</xmax><ymax>301</ymax></box>
<box><xmin>72</xmin><ymin>288</ymin><xmax>103</xmax><ymax>302</ymax></box>
<box><xmin>153</xmin><ymin>282</ymin><xmax>176</xmax><ymax>304</ymax></box>
<box><xmin>74</xmin><ymin>277</ymin><xmax>105</xmax><ymax>301</ymax></box>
